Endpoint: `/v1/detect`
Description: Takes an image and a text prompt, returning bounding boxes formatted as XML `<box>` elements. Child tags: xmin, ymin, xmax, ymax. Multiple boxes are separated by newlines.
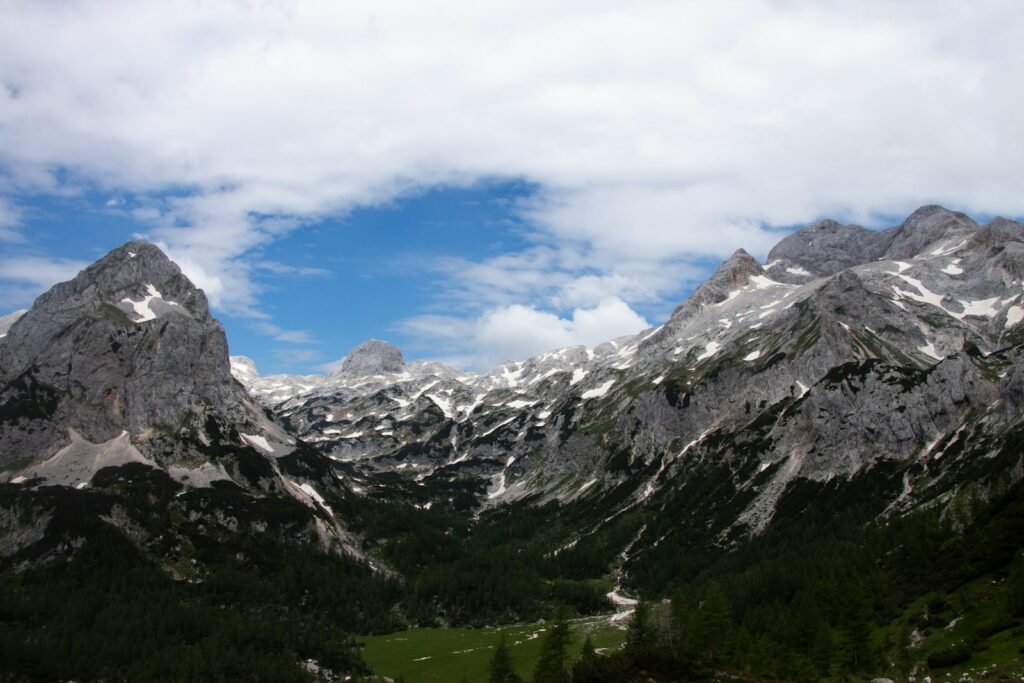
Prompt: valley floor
<box><xmin>360</xmin><ymin>613</ymin><xmax>627</xmax><ymax>683</ymax></box>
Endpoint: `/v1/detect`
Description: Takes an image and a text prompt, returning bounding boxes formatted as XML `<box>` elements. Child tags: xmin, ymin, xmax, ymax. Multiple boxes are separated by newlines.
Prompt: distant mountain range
<box><xmin>231</xmin><ymin>205</ymin><xmax>1024</xmax><ymax>541</ymax></box>
<box><xmin>2</xmin><ymin>205</ymin><xmax>1023</xmax><ymax>681</ymax></box>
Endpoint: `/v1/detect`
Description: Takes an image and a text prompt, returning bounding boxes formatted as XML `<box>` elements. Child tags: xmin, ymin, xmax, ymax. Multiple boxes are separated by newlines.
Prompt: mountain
<box><xmin>234</xmin><ymin>206</ymin><xmax>1024</xmax><ymax>535</ymax></box>
<box><xmin>3</xmin><ymin>207</ymin><xmax>1024</xmax><ymax>681</ymax></box>
<box><xmin>0</xmin><ymin>240</ymin><xmax>368</xmax><ymax>562</ymax></box>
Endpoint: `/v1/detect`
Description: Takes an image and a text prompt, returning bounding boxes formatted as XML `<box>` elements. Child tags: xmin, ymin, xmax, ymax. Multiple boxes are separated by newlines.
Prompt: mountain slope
<box><xmin>234</xmin><ymin>206</ymin><xmax>1024</xmax><ymax>558</ymax></box>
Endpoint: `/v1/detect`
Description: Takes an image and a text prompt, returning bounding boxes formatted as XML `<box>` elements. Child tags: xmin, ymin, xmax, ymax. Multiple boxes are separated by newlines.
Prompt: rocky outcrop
<box><xmin>334</xmin><ymin>339</ymin><xmax>406</xmax><ymax>377</ymax></box>
<box><xmin>0</xmin><ymin>240</ymin><xmax>278</xmax><ymax>470</ymax></box>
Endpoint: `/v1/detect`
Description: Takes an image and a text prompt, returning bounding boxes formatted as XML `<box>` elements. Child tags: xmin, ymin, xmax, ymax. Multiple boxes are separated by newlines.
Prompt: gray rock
<box><xmin>766</xmin><ymin>218</ymin><xmax>887</xmax><ymax>279</ymax></box>
<box><xmin>0</xmin><ymin>240</ymin><xmax>262</xmax><ymax>467</ymax></box>
<box><xmin>334</xmin><ymin>339</ymin><xmax>406</xmax><ymax>377</ymax></box>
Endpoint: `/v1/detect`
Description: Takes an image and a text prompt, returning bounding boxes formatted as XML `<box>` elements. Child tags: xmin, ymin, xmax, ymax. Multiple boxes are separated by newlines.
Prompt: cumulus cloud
<box><xmin>400</xmin><ymin>297</ymin><xmax>650</xmax><ymax>370</ymax></box>
<box><xmin>0</xmin><ymin>255</ymin><xmax>89</xmax><ymax>290</ymax></box>
<box><xmin>0</xmin><ymin>255</ymin><xmax>91</xmax><ymax>309</ymax></box>
<box><xmin>1</xmin><ymin>1</ymin><xmax>1023</xmax><ymax>359</ymax></box>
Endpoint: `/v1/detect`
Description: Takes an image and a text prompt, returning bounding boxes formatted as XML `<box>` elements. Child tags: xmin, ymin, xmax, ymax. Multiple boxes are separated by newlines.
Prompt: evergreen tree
<box><xmin>570</xmin><ymin>636</ymin><xmax>601</xmax><ymax>683</ymax></box>
<box><xmin>489</xmin><ymin>633</ymin><xmax>522</xmax><ymax>683</ymax></box>
<box><xmin>841</xmin><ymin>580</ymin><xmax>874</xmax><ymax>672</ymax></box>
<box><xmin>624</xmin><ymin>599</ymin><xmax>659</xmax><ymax>663</ymax></box>
<box><xmin>1008</xmin><ymin>551</ymin><xmax>1024</xmax><ymax>617</ymax></box>
<box><xmin>696</xmin><ymin>580</ymin><xmax>731</xmax><ymax>662</ymax></box>
<box><xmin>669</xmin><ymin>592</ymin><xmax>698</xmax><ymax>660</ymax></box>
<box><xmin>532</xmin><ymin>607</ymin><xmax>572</xmax><ymax>683</ymax></box>
<box><xmin>810</xmin><ymin>625</ymin><xmax>834</xmax><ymax>678</ymax></box>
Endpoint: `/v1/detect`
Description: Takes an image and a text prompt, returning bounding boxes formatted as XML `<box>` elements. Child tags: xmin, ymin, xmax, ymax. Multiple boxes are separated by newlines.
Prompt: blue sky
<box><xmin>1</xmin><ymin>2</ymin><xmax>1023</xmax><ymax>375</ymax></box>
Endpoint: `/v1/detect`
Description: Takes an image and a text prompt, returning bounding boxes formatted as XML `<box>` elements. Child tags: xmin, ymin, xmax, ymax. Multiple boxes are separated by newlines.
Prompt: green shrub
<box><xmin>927</xmin><ymin>643</ymin><xmax>971</xmax><ymax>669</ymax></box>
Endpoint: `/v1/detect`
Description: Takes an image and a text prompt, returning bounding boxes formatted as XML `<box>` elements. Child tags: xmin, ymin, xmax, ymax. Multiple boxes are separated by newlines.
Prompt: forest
<box><xmin>1</xmin><ymin>458</ymin><xmax>1022</xmax><ymax>681</ymax></box>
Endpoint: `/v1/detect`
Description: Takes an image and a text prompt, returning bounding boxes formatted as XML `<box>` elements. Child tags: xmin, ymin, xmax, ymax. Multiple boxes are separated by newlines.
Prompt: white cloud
<box><xmin>273</xmin><ymin>347</ymin><xmax>322</xmax><ymax>366</ymax></box>
<box><xmin>1</xmin><ymin>1</ymin><xmax>1023</xmax><ymax>356</ymax></box>
<box><xmin>251</xmin><ymin>321</ymin><xmax>316</xmax><ymax>345</ymax></box>
<box><xmin>254</xmin><ymin>260</ymin><xmax>330</xmax><ymax>277</ymax></box>
<box><xmin>0</xmin><ymin>198</ymin><xmax>24</xmax><ymax>242</ymax></box>
<box><xmin>0</xmin><ymin>255</ymin><xmax>89</xmax><ymax>290</ymax></box>
<box><xmin>0</xmin><ymin>255</ymin><xmax>91</xmax><ymax>310</ymax></box>
<box><xmin>400</xmin><ymin>297</ymin><xmax>650</xmax><ymax>370</ymax></box>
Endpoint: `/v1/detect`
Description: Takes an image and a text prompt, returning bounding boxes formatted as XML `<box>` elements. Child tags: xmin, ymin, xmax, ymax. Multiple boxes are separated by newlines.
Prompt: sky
<box><xmin>1</xmin><ymin>1</ymin><xmax>1023</xmax><ymax>375</ymax></box>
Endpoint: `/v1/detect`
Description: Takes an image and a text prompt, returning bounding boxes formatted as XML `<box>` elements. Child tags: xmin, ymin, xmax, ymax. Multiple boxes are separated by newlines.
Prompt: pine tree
<box><xmin>1008</xmin><ymin>551</ymin><xmax>1024</xmax><ymax>617</ymax></box>
<box><xmin>670</xmin><ymin>592</ymin><xmax>697</xmax><ymax>659</ymax></box>
<box><xmin>625</xmin><ymin>599</ymin><xmax>659</xmax><ymax>663</ymax></box>
<box><xmin>696</xmin><ymin>581</ymin><xmax>731</xmax><ymax>662</ymax></box>
<box><xmin>571</xmin><ymin>636</ymin><xmax>601</xmax><ymax>683</ymax></box>
<box><xmin>488</xmin><ymin>633</ymin><xmax>522</xmax><ymax>683</ymax></box>
<box><xmin>532</xmin><ymin>607</ymin><xmax>572</xmax><ymax>683</ymax></box>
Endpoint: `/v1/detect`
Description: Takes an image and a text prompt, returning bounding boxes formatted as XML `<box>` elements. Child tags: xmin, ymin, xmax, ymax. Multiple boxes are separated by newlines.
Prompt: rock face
<box><xmin>0</xmin><ymin>240</ymin><xmax>359</xmax><ymax>566</ymax></box>
<box><xmin>0</xmin><ymin>240</ymin><xmax>281</xmax><ymax>471</ymax></box>
<box><xmin>335</xmin><ymin>339</ymin><xmax>406</xmax><ymax>377</ymax></box>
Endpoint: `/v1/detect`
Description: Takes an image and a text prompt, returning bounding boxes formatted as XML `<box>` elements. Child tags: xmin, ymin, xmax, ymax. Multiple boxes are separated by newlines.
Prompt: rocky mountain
<box><xmin>0</xmin><ymin>240</ymin><xmax>359</xmax><ymax>564</ymax></box>
<box><xmin>2</xmin><ymin>206</ymin><xmax>1023</xmax><ymax>681</ymax></box>
<box><xmin>233</xmin><ymin>205</ymin><xmax>1024</xmax><ymax>559</ymax></box>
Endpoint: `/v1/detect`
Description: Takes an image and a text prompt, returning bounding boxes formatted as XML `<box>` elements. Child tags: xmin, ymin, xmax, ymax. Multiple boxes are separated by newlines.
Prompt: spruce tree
<box><xmin>625</xmin><ymin>599</ymin><xmax>658</xmax><ymax>663</ymax></box>
<box><xmin>488</xmin><ymin>633</ymin><xmax>522</xmax><ymax>683</ymax></box>
<box><xmin>696</xmin><ymin>580</ymin><xmax>731</xmax><ymax>662</ymax></box>
<box><xmin>532</xmin><ymin>608</ymin><xmax>572</xmax><ymax>683</ymax></box>
<box><xmin>570</xmin><ymin>636</ymin><xmax>601</xmax><ymax>683</ymax></box>
<box><xmin>1008</xmin><ymin>551</ymin><xmax>1024</xmax><ymax>617</ymax></box>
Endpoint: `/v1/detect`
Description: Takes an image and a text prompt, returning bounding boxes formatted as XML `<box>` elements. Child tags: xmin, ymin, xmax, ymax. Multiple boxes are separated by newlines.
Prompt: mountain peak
<box><xmin>882</xmin><ymin>204</ymin><xmax>977</xmax><ymax>259</ymax></box>
<box><xmin>336</xmin><ymin>339</ymin><xmax>406</xmax><ymax>377</ymax></box>
<box><xmin>766</xmin><ymin>217</ymin><xmax>884</xmax><ymax>279</ymax></box>
<box><xmin>0</xmin><ymin>239</ymin><xmax>255</xmax><ymax>466</ymax></box>
<box><xmin>656</xmin><ymin>248</ymin><xmax>766</xmax><ymax>331</ymax></box>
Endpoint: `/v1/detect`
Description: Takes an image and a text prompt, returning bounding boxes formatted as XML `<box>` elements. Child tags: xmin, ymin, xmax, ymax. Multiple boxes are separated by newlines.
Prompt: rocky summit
<box><xmin>0</xmin><ymin>240</ymin><xmax>360</xmax><ymax>566</ymax></box>
<box><xmin>335</xmin><ymin>339</ymin><xmax>407</xmax><ymax>377</ymax></box>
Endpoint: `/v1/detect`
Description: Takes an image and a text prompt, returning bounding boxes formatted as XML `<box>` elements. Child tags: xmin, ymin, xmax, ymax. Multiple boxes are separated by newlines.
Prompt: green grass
<box><xmin>874</xmin><ymin>572</ymin><xmax>1024</xmax><ymax>681</ymax></box>
<box><xmin>360</xmin><ymin>614</ymin><xmax>627</xmax><ymax>683</ymax></box>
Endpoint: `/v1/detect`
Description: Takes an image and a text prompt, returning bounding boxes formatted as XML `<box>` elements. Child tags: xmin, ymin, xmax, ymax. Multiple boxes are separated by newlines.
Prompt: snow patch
<box><xmin>487</xmin><ymin>471</ymin><xmax>507</xmax><ymax>499</ymax></box>
<box><xmin>581</xmin><ymin>379</ymin><xmax>616</xmax><ymax>399</ymax></box>
<box><xmin>749</xmin><ymin>274</ymin><xmax>780</xmax><ymax>289</ymax></box>
<box><xmin>569</xmin><ymin>368</ymin><xmax>588</xmax><ymax>386</ymax></box>
<box><xmin>121</xmin><ymin>284</ymin><xmax>180</xmax><ymax>322</ymax></box>
<box><xmin>1006</xmin><ymin>305</ymin><xmax>1024</xmax><ymax>327</ymax></box>
<box><xmin>743</xmin><ymin>350</ymin><xmax>762</xmax><ymax>361</ymax></box>
<box><xmin>506</xmin><ymin>399</ymin><xmax>534</xmax><ymax>409</ymax></box>
<box><xmin>426</xmin><ymin>393</ymin><xmax>455</xmax><ymax>418</ymax></box>
<box><xmin>893</xmin><ymin>275</ymin><xmax>946</xmax><ymax>309</ymax></box>
<box><xmin>929</xmin><ymin>239</ymin><xmax>967</xmax><ymax>257</ymax></box>
<box><xmin>696</xmin><ymin>341</ymin><xmax>720</xmax><ymax>361</ymax></box>
<box><xmin>241</xmin><ymin>433</ymin><xmax>273</xmax><ymax>453</ymax></box>
<box><xmin>958</xmin><ymin>297</ymin><xmax>1000</xmax><ymax>318</ymax></box>
<box><xmin>941</xmin><ymin>261</ymin><xmax>963</xmax><ymax>275</ymax></box>
<box><xmin>919</xmin><ymin>342</ymin><xmax>943</xmax><ymax>360</ymax></box>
